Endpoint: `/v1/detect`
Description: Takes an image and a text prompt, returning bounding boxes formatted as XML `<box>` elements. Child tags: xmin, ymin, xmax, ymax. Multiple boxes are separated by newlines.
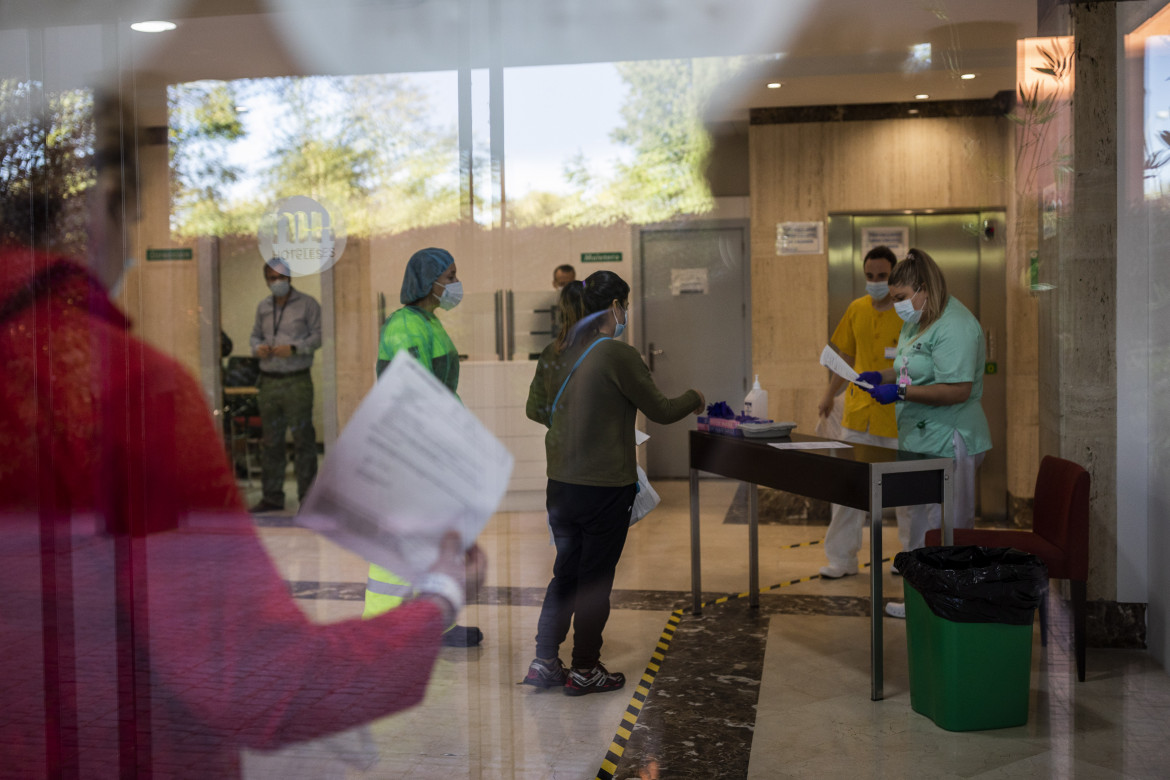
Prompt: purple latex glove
<box><xmin>869</xmin><ymin>384</ymin><xmax>900</xmax><ymax>405</ymax></box>
<box><xmin>856</xmin><ymin>371</ymin><xmax>884</xmax><ymax>387</ymax></box>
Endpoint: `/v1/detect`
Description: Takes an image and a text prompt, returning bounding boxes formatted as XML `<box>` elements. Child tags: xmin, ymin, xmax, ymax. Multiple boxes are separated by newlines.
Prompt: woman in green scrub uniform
<box><xmin>857</xmin><ymin>248</ymin><xmax>991</xmax><ymax>618</ymax></box>
<box><xmin>365</xmin><ymin>247</ymin><xmax>482</xmax><ymax>646</ymax></box>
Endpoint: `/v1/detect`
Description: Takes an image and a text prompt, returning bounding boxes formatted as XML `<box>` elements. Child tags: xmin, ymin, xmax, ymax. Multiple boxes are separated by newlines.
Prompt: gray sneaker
<box><xmin>522</xmin><ymin>657</ymin><xmax>567</xmax><ymax>689</ymax></box>
<box><xmin>564</xmin><ymin>663</ymin><xmax>626</xmax><ymax>696</ymax></box>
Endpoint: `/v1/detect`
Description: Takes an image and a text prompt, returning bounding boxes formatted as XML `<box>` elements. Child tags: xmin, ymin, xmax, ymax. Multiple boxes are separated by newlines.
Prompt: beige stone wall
<box><xmin>749</xmin><ymin>115</ymin><xmax>1038</xmax><ymax>501</ymax></box>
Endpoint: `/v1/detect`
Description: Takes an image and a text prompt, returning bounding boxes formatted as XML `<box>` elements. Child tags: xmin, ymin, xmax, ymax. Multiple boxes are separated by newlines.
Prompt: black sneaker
<box><xmin>248</xmin><ymin>499</ymin><xmax>284</xmax><ymax>514</ymax></box>
<box><xmin>522</xmin><ymin>657</ymin><xmax>568</xmax><ymax>689</ymax></box>
<box><xmin>564</xmin><ymin>663</ymin><xmax>625</xmax><ymax>696</ymax></box>
<box><xmin>440</xmin><ymin>625</ymin><xmax>483</xmax><ymax>647</ymax></box>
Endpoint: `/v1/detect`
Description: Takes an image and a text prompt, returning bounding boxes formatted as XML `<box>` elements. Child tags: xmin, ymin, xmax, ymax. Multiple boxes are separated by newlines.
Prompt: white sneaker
<box><xmin>819</xmin><ymin>563</ymin><xmax>859</xmax><ymax>579</ymax></box>
<box><xmin>885</xmin><ymin>601</ymin><xmax>906</xmax><ymax>619</ymax></box>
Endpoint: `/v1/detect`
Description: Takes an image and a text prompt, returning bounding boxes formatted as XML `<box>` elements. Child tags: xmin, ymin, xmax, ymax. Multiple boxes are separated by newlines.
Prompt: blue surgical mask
<box><xmin>268</xmin><ymin>279</ymin><xmax>291</xmax><ymax>297</ymax></box>
<box><xmin>894</xmin><ymin>297</ymin><xmax>922</xmax><ymax>324</ymax></box>
<box><xmin>613</xmin><ymin>304</ymin><xmax>628</xmax><ymax>338</ymax></box>
<box><xmin>866</xmin><ymin>281</ymin><xmax>889</xmax><ymax>300</ymax></box>
<box><xmin>436</xmin><ymin>280</ymin><xmax>463</xmax><ymax>310</ymax></box>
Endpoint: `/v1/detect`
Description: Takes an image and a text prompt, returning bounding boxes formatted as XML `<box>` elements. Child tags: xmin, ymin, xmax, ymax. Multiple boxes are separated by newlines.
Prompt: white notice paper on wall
<box><xmin>776</xmin><ymin>221</ymin><xmax>824</xmax><ymax>255</ymax></box>
<box><xmin>671</xmin><ymin>268</ymin><xmax>709</xmax><ymax>295</ymax></box>
<box><xmin>861</xmin><ymin>227</ymin><xmax>909</xmax><ymax>259</ymax></box>
<box><xmin>297</xmin><ymin>351</ymin><xmax>514</xmax><ymax>581</ymax></box>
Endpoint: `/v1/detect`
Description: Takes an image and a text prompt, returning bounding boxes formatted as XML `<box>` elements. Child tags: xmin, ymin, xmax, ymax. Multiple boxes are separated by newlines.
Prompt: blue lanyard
<box><xmin>550</xmin><ymin>337</ymin><xmax>611</xmax><ymax>417</ymax></box>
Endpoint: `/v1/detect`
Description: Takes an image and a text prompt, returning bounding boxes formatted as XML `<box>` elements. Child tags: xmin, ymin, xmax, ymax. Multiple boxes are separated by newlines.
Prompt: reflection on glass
<box><xmin>505</xmin><ymin>57</ymin><xmax>757</xmax><ymax>228</ymax></box>
<box><xmin>168</xmin><ymin>73</ymin><xmax>461</xmax><ymax>240</ymax></box>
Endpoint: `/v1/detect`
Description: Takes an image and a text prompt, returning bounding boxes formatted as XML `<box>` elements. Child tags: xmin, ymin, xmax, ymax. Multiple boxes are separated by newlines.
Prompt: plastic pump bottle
<box><xmin>744</xmin><ymin>375</ymin><xmax>769</xmax><ymax>420</ymax></box>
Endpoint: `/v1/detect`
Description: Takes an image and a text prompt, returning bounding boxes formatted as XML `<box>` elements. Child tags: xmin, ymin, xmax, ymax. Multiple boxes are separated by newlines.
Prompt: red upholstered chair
<box><xmin>925</xmin><ymin>455</ymin><xmax>1090</xmax><ymax>681</ymax></box>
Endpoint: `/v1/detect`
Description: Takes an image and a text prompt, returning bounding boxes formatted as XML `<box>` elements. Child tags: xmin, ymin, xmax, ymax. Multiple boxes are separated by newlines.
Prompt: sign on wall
<box><xmin>670</xmin><ymin>268</ymin><xmax>709</xmax><ymax>295</ymax></box>
<box><xmin>581</xmin><ymin>252</ymin><xmax>622</xmax><ymax>263</ymax></box>
<box><xmin>861</xmin><ymin>227</ymin><xmax>909</xmax><ymax>259</ymax></box>
<box><xmin>776</xmin><ymin>221</ymin><xmax>824</xmax><ymax>255</ymax></box>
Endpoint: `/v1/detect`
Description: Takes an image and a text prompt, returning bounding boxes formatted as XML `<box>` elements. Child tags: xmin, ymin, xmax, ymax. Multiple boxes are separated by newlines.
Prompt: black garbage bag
<box><xmin>894</xmin><ymin>546</ymin><xmax>1047</xmax><ymax>625</ymax></box>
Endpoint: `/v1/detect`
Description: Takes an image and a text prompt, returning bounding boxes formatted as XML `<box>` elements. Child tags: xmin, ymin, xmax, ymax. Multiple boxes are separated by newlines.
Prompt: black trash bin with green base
<box><xmin>895</xmin><ymin>546</ymin><xmax>1047</xmax><ymax>732</ymax></box>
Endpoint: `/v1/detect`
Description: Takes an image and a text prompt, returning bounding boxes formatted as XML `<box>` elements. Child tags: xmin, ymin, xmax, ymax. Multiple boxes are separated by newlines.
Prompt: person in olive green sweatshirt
<box><xmin>521</xmin><ymin>270</ymin><xmax>704</xmax><ymax>696</ymax></box>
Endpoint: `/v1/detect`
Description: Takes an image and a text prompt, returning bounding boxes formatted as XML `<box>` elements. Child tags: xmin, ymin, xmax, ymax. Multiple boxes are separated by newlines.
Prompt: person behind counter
<box><xmin>816</xmin><ymin>245</ymin><xmax>912</xmax><ymax>579</ymax></box>
<box><xmin>366</xmin><ymin>247</ymin><xmax>483</xmax><ymax>648</ymax></box>
<box><xmin>523</xmin><ymin>270</ymin><xmax>704</xmax><ymax>695</ymax></box>
<box><xmin>858</xmin><ymin>247</ymin><xmax>991</xmax><ymax>619</ymax></box>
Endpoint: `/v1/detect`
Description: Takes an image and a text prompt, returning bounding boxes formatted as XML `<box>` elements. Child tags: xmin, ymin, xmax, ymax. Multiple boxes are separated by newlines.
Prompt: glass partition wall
<box><xmin>14</xmin><ymin>2</ymin><xmax>1165</xmax><ymax>778</ymax></box>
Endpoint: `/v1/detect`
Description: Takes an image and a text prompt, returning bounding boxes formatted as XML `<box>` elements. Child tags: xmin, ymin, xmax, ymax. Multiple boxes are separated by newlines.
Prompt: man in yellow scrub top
<box><xmin>816</xmin><ymin>246</ymin><xmax>911</xmax><ymax>578</ymax></box>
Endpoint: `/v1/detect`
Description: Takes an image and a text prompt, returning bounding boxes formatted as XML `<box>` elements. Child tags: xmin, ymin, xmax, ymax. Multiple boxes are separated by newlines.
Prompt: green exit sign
<box><xmin>146</xmin><ymin>248</ymin><xmax>193</xmax><ymax>261</ymax></box>
<box><xmin>581</xmin><ymin>252</ymin><xmax>621</xmax><ymax>263</ymax></box>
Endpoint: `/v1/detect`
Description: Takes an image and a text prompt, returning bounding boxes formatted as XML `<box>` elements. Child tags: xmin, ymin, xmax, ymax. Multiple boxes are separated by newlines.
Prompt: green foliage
<box><xmin>0</xmin><ymin>80</ymin><xmax>95</xmax><ymax>253</ymax></box>
<box><xmin>510</xmin><ymin>56</ymin><xmax>753</xmax><ymax>228</ymax></box>
<box><xmin>169</xmin><ymin>74</ymin><xmax>464</xmax><ymax>239</ymax></box>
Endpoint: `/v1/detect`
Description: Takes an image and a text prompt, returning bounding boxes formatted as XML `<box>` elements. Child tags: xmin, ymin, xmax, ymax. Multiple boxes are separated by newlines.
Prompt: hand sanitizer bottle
<box><xmin>744</xmin><ymin>375</ymin><xmax>769</xmax><ymax>420</ymax></box>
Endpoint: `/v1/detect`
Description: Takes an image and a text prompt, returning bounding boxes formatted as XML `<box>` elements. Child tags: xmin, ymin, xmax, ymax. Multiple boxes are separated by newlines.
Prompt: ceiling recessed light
<box><xmin>767</xmin><ymin>82</ymin><xmax>782</xmax><ymax>89</ymax></box>
<box><xmin>908</xmin><ymin>109</ymin><xmax>920</xmax><ymax>114</ymax></box>
<box><xmin>130</xmin><ymin>20</ymin><xmax>176</xmax><ymax>33</ymax></box>
<box><xmin>915</xmin><ymin>94</ymin><xmax>929</xmax><ymax>100</ymax></box>
<box><xmin>960</xmin><ymin>73</ymin><xmax>976</xmax><ymax>80</ymax></box>
<box><xmin>1158</xmin><ymin>110</ymin><xmax>1170</xmax><ymax>119</ymax></box>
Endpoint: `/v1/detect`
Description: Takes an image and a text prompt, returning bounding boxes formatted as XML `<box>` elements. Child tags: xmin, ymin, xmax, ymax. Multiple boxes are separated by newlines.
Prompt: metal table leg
<box><xmin>870</xmin><ymin>474</ymin><xmax>884</xmax><ymax>701</ymax></box>
<box><xmin>690</xmin><ymin>467</ymin><xmax>702</xmax><ymax>615</ymax></box>
<box><xmin>748</xmin><ymin>482</ymin><xmax>759</xmax><ymax>608</ymax></box>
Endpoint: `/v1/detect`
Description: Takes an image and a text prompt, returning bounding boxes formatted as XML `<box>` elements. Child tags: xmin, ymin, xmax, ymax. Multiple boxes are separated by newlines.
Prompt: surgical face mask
<box><xmin>268</xmin><ymin>279</ymin><xmax>291</xmax><ymax>297</ymax></box>
<box><xmin>894</xmin><ymin>296</ymin><xmax>922</xmax><ymax>324</ymax></box>
<box><xmin>109</xmin><ymin>255</ymin><xmax>136</xmax><ymax>298</ymax></box>
<box><xmin>866</xmin><ymin>281</ymin><xmax>889</xmax><ymax>300</ymax></box>
<box><xmin>436</xmin><ymin>280</ymin><xmax>463</xmax><ymax>310</ymax></box>
<box><xmin>613</xmin><ymin>305</ymin><xmax>628</xmax><ymax>338</ymax></box>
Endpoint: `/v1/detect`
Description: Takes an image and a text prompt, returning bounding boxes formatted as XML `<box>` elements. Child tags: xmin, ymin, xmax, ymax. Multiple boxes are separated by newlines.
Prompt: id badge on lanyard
<box><xmin>897</xmin><ymin>354</ymin><xmax>912</xmax><ymax>389</ymax></box>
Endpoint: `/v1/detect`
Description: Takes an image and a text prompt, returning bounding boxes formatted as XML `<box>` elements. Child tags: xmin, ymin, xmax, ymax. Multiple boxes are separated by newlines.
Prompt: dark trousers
<box><xmin>535</xmin><ymin>479</ymin><xmax>637</xmax><ymax>669</ymax></box>
<box><xmin>257</xmin><ymin>372</ymin><xmax>318</xmax><ymax>505</ymax></box>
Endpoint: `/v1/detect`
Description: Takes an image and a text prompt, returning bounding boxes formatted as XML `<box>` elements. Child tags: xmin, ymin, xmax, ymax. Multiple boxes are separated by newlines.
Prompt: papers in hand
<box><xmin>297</xmin><ymin>351</ymin><xmax>514</xmax><ymax>582</ymax></box>
<box><xmin>819</xmin><ymin>345</ymin><xmax>873</xmax><ymax>389</ymax></box>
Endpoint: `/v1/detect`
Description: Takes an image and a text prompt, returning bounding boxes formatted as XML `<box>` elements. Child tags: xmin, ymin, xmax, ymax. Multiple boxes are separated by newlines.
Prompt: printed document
<box><xmin>297</xmin><ymin>351</ymin><xmax>514</xmax><ymax>581</ymax></box>
<box><xmin>819</xmin><ymin>345</ymin><xmax>874</xmax><ymax>389</ymax></box>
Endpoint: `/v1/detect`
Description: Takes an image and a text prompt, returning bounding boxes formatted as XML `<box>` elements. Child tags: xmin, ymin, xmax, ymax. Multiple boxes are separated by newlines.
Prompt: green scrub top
<box><xmin>893</xmin><ymin>296</ymin><xmax>992</xmax><ymax>458</ymax></box>
<box><xmin>377</xmin><ymin>306</ymin><xmax>460</xmax><ymax>396</ymax></box>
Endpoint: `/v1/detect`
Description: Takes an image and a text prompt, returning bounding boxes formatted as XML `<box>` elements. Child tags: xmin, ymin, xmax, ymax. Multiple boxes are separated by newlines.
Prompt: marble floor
<box><xmin>239</xmin><ymin>478</ymin><xmax>1170</xmax><ymax>779</ymax></box>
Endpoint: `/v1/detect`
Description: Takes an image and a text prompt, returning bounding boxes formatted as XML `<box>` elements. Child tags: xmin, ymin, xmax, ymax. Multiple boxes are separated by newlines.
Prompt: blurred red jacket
<box><xmin>0</xmin><ymin>248</ymin><xmax>446</xmax><ymax>778</ymax></box>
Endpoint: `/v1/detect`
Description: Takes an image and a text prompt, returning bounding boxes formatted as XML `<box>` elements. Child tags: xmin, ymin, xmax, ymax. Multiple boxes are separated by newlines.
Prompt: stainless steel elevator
<box><xmin>827</xmin><ymin>211</ymin><xmax>1007</xmax><ymax>523</ymax></box>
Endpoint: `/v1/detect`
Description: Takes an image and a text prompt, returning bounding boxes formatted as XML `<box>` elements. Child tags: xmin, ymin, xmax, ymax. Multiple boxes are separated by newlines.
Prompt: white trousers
<box><xmin>899</xmin><ymin>429</ymin><xmax>984</xmax><ymax>552</ymax></box>
<box><xmin>823</xmin><ymin>428</ymin><xmax>912</xmax><ymax>568</ymax></box>
<box><xmin>823</xmin><ymin>428</ymin><xmax>984</xmax><ymax>567</ymax></box>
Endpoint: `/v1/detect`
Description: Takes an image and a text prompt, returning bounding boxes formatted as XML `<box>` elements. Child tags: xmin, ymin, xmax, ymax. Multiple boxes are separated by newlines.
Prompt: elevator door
<box><xmin>827</xmin><ymin>212</ymin><xmax>1007</xmax><ymax>523</ymax></box>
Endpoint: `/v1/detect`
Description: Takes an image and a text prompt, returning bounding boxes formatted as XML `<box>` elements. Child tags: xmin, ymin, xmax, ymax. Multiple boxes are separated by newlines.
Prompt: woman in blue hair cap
<box><xmin>367</xmin><ymin>247</ymin><xmax>483</xmax><ymax>647</ymax></box>
<box><xmin>375</xmin><ymin>247</ymin><xmax>463</xmax><ymax>391</ymax></box>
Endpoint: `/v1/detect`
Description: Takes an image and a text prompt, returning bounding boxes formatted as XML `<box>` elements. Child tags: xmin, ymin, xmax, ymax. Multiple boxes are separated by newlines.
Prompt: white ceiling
<box><xmin>5</xmin><ymin>0</ymin><xmax>1037</xmax><ymax>120</ymax></box>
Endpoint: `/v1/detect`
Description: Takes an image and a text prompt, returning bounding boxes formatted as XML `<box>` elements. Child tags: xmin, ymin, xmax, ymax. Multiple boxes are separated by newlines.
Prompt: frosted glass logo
<box><xmin>258</xmin><ymin>196</ymin><xmax>347</xmax><ymax>276</ymax></box>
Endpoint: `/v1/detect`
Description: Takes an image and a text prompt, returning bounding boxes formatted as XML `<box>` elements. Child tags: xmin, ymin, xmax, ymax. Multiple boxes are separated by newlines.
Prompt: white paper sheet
<box><xmin>819</xmin><ymin>345</ymin><xmax>873</xmax><ymax>389</ymax></box>
<box><xmin>297</xmin><ymin>351</ymin><xmax>514</xmax><ymax>581</ymax></box>
<box><xmin>768</xmin><ymin>441</ymin><xmax>853</xmax><ymax>450</ymax></box>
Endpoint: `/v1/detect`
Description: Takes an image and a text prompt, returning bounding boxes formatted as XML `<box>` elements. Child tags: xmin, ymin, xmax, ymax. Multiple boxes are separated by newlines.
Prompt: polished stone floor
<box><xmin>239</xmin><ymin>478</ymin><xmax>1170</xmax><ymax>779</ymax></box>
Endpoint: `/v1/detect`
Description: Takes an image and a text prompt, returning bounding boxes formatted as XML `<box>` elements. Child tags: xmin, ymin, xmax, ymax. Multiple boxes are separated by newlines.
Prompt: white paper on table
<box><xmin>768</xmin><ymin>441</ymin><xmax>854</xmax><ymax>450</ymax></box>
<box><xmin>296</xmin><ymin>351</ymin><xmax>514</xmax><ymax>582</ymax></box>
<box><xmin>819</xmin><ymin>345</ymin><xmax>873</xmax><ymax>389</ymax></box>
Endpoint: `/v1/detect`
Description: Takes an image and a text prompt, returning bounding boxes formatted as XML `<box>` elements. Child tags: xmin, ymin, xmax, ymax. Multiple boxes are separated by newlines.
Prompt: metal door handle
<box><xmin>648</xmin><ymin>342</ymin><xmax>664</xmax><ymax>371</ymax></box>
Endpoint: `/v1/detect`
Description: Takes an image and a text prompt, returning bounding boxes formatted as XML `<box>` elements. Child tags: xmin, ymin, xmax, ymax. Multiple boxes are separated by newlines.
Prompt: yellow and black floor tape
<box><xmin>593</xmin><ymin>545</ymin><xmax>893</xmax><ymax>780</ymax></box>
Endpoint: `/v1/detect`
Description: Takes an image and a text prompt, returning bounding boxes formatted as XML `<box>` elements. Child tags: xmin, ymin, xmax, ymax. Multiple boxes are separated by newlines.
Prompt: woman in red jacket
<box><xmin>0</xmin><ymin>91</ymin><xmax>485</xmax><ymax>778</ymax></box>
